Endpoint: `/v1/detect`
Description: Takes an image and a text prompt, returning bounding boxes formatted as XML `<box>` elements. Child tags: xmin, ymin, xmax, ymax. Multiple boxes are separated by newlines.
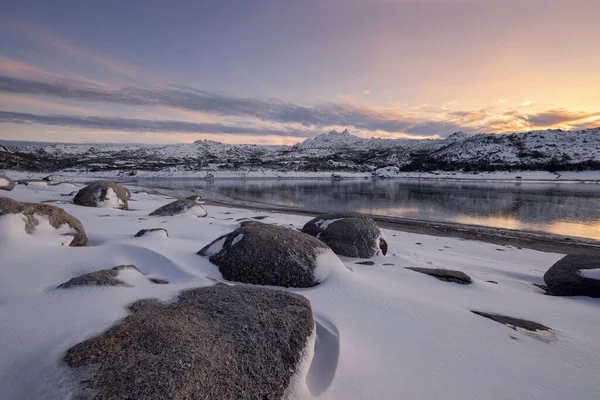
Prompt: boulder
<box><xmin>198</xmin><ymin>223</ymin><xmax>343</xmax><ymax>287</ymax></box>
<box><xmin>0</xmin><ymin>175</ymin><xmax>15</xmax><ymax>191</ymax></box>
<box><xmin>134</xmin><ymin>228</ymin><xmax>169</xmax><ymax>238</ymax></box>
<box><xmin>149</xmin><ymin>195</ymin><xmax>206</xmax><ymax>217</ymax></box>
<box><xmin>302</xmin><ymin>212</ymin><xmax>387</xmax><ymax>258</ymax></box>
<box><xmin>471</xmin><ymin>311</ymin><xmax>551</xmax><ymax>333</ymax></box>
<box><xmin>543</xmin><ymin>254</ymin><xmax>600</xmax><ymax>297</ymax></box>
<box><xmin>57</xmin><ymin>265</ymin><xmax>142</xmax><ymax>289</ymax></box>
<box><xmin>74</xmin><ymin>181</ymin><xmax>129</xmax><ymax>210</ymax></box>
<box><xmin>405</xmin><ymin>267</ymin><xmax>472</xmax><ymax>284</ymax></box>
<box><xmin>0</xmin><ymin>197</ymin><xmax>87</xmax><ymax>246</ymax></box>
<box><xmin>63</xmin><ymin>284</ymin><xmax>314</xmax><ymax>400</ymax></box>
<box><xmin>43</xmin><ymin>175</ymin><xmax>53</xmax><ymax>182</ymax></box>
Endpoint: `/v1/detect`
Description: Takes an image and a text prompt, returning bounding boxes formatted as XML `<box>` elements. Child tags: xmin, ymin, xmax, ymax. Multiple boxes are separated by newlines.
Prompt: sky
<box><xmin>0</xmin><ymin>0</ymin><xmax>599</xmax><ymax>145</ymax></box>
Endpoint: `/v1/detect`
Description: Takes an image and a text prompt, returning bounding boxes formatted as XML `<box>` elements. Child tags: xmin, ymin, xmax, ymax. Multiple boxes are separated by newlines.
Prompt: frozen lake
<box><xmin>136</xmin><ymin>178</ymin><xmax>600</xmax><ymax>240</ymax></box>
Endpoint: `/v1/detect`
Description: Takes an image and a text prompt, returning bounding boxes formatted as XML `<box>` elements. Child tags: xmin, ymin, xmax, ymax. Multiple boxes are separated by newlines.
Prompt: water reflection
<box><xmin>137</xmin><ymin>178</ymin><xmax>600</xmax><ymax>240</ymax></box>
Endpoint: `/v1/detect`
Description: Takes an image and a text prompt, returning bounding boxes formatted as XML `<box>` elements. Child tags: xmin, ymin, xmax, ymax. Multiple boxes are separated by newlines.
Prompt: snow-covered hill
<box><xmin>1</xmin><ymin>127</ymin><xmax>599</xmax><ymax>176</ymax></box>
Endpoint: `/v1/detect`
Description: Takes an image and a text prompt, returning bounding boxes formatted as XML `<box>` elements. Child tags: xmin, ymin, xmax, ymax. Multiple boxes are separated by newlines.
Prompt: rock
<box><xmin>405</xmin><ymin>267</ymin><xmax>472</xmax><ymax>284</ymax></box>
<box><xmin>301</xmin><ymin>212</ymin><xmax>387</xmax><ymax>258</ymax></box>
<box><xmin>0</xmin><ymin>175</ymin><xmax>15</xmax><ymax>191</ymax></box>
<box><xmin>149</xmin><ymin>195</ymin><xmax>206</xmax><ymax>217</ymax></box>
<box><xmin>57</xmin><ymin>265</ymin><xmax>142</xmax><ymax>288</ymax></box>
<box><xmin>471</xmin><ymin>311</ymin><xmax>551</xmax><ymax>332</ymax></box>
<box><xmin>134</xmin><ymin>228</ymin><xmax>169</xmax><ymax>238</ymax></box>
<box><xmin>148</xmin><ymin>277</ymin><xmax>168</xmax><ymax>284</ymax></box>
<box><xmin>543</xmin><ymin>254</ymin><xmax>600</xmax><ymax>297</ymax></box>
<box><xmin>43</xmin><ymin>175</ymin><xmax>53</xmax><ymax>181</ymax></box>
<box><xmin>355</xmin><ymin>261</ymin><xmax>376</xmax><ymax>265</ymax></box>
<box><xmin>198</xmin><ymin>223</ymin><xmax>343</xmax><ymax>287</ymax></box>
<box><xmin>0</xmin><ymin>197</ymin><xmax>87</xmax><ymax>246</ymax></box>
<box><xmin>73</xmin><ymin>181</ymin><xmax>129</xmax><ymax>210</ymax></box>
<box><xmin>63</xmin><ymin>284</ymin><xmax>314</xmax><ymax>400</ymax></box>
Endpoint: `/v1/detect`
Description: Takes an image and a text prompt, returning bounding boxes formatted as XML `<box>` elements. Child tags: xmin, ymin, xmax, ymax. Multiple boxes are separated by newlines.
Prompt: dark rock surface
<box><xmin>405</xmin><ymin>267</ymin><xmax>472</xmax><ymax>284</ymax></box>
<box><xmin>471</xmin><ymin>311</ymin><xmax>551</xmax><ymax>332</ymax></box>
<box><xmin>543</xmin><ymin>254</ymin><xmax>600</xmax><ymax>297</ymax></box>
<box><xmin>57</xmin><ymin>265</ymin><xmax>142</xmax><ymax>288</ymax></box>
<box><xmin>134</xmin><ymin>228</ymin><xmax>169</xmax><ymax>238</ymax></box>
<box><xmin>149</xmin><ymin>196</ymin><xmax>206</xmax><ymax>217</ymax></box>
<box><xmin>0</xmin><ymin>197</ymin><xmax>87</xmax><ymax>246</ymax></box>
<box><xmin>73</xmin><ymin>181</ymin><xmax>129</xmax><ymax>210</ymax></box>
<box><xmin>63</xmin><ymin>284</ymin><xmax>314</xmax><ymax>400</ymax></box>
<box><xmin>355</xmin><ymin>261</ymin><xmax>376</xmax><ymax>265</ymax></box>
<box><xmin>0</xmin><ymin>175</ymin><xmax>15</xmax><ymax>191</ymax></box>
<box><xmin>302</xmin><ymin>212</ymin><xmax>387</xmax><ymax>258</ymax></box>
<box><xmin>199</xmin><ymin>223</ymin><xmax>338</xmax><ymax>287</ymax></box>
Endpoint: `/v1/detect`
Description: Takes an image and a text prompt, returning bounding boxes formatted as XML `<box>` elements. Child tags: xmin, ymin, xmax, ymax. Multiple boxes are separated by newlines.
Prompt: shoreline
<box><xmin>4</xmin><ymin>169</ymin><xmax>600</xmax><ymax>184</ymax></box>
<box><xmin>202</xmin><ymin>199</ymin><xmax>600</xmax><ymax>256</ymax></box>
<box><xmin>4</xmin><ymin>172</ymin><xmax>600</xmax><ymax>255</ymax></box>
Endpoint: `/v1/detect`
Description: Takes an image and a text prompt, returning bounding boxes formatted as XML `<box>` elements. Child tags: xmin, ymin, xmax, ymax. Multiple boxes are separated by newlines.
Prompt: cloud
<box><xmin>380</xmin><ymin>91</ymin><xmax>392</xmax><ymax>97</ymax></box>
<box><xmin>405</xmin><ymin>120</ymin><xmax>466</xmax><ymax>135</ymax></box>
<box><xmin>0</xmin><ymin>110</ymin><xmax>314</xmax><ymax>137</ymax></box>
<box><xmin>524</xmin><ymin>109</ymin><xmax>600</xmax><ymax>127</ymax></box>
<box><xmin>498</xmin><ymin>98</ymin><xmax>508</xmax><ymax>104</ymax></box>
<box><xmin>361</xmin><ymin>90</ymin><xmax>371</xmax><ymax>95</ymax></box>
<box><xmin>521</xmin><ymin>100</ymin><xmax>532</xmax><ymax>107</ymax></box>
<box><xmin>0</xmin><ymin>76</ymin><xmax>434</xmax><ymax>134</ymax></box>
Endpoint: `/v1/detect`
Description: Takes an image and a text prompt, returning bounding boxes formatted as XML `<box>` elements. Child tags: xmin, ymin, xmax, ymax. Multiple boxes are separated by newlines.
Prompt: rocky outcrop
<box><xmin>302</xmin><ymin>212</ymin><xmax>387</xmax><ymax>258</ymax></box>
<box><xmin>0</xmin><ymin>197</ymin><xmax>87</xmax><ymax>246</ymax></box>
<box><xmin>73</xmin><ymin>181</ymin><xmax>129</xmax><ymax>210</ymax></box>
<box><xmin>405</xmin><ymin>267</ymin><xmax>472</xmax><ymax>284</ymax></box>
<box><xmin>63</xmin><ymin>284</ymin><xmax>314</xmax><ymax>400</ymax></box>
<box><xmin>471</xmin><ymin>311</ymin><xmax>552</xmax><ymax>333</ymax></box>
<box><xmin>134</xmin><ymin>228</ymin><xmax>169</xmax><ymax>238</ymax></box>
<box><xmin>543</xmin><ymin>254</ymin><xmax>600</xmax><ymax>297</ymax></box>
<box><xmin>149</xmin><ymin>196</ymin><xmax>206</xmax><ymax>217</ymax></box>
<box><xmin>57</xmin><ymin>265</ymin><xmax>142</xmax><ymax>288</ymax></box>
<box><xmin>199</xmin><ymin>223</ymin><xmax>343</xmax><ymax>287</ymax></box>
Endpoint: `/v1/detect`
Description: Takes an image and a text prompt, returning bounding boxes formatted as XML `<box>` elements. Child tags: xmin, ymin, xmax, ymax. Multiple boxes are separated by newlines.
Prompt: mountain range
<box><xmin>1</xmin><ymin>127</ymin><xmax>599</xmax><ymax>176</ymax></box>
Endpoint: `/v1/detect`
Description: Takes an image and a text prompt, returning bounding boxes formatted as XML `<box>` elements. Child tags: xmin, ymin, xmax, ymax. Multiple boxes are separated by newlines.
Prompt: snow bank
<box><xmin>97</xmin><ymin>187</ymin><xmax>125</xmax><ymax>209</ymax></box>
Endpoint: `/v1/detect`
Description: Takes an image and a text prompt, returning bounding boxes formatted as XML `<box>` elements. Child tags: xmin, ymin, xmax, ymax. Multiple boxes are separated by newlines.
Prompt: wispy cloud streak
<box><xmin>0</xmin><ymin>110</ymin><xmax>314</xmax><ymax>137</ymax></box>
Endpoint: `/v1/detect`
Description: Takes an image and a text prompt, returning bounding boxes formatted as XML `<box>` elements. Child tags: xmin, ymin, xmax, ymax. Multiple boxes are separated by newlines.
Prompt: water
<box><xmin>136</xmin><ymin>178</ymin><xmax>600</xmax><ymax>240</ymax></box>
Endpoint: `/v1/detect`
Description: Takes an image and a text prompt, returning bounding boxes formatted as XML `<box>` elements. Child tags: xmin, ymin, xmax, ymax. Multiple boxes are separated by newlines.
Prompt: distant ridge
<box><xmin>1</xmin><ymin>127</ymin><xmax>599</xmax><ymax>174</ymax></box>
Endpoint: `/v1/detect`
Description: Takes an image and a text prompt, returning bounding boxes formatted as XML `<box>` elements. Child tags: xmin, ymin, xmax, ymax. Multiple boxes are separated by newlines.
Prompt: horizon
<box><xmin>1</xmin><ymin>0</ymin><xmax>600</xmax><ymax>145</ymax></box>
<box><xmin>3</xmin><ymin>126</ymin><xmax>599</xmax><ymax>148</ymax></box>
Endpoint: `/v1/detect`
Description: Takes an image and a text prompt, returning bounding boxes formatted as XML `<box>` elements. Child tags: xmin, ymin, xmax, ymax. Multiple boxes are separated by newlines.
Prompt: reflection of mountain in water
<box><xmin>139</xmin><ymin>179</ymin><xmax>600</xmax><ymax>235</ymax></box>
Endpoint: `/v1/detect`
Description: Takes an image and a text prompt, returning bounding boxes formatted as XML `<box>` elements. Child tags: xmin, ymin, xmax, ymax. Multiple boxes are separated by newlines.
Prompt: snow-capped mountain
<box><xmin>1</xmin><ymin>127</ymin><xmax>599</xmax><ymax>175</ymax></box>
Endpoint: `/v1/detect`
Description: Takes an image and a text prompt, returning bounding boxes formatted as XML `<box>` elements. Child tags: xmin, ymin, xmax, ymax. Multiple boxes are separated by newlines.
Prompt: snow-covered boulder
<box><xmin>73</xmin><ymin>181</ymin><xmax>129</xmax><ymax>210</ymax></box>
<box><xmin>57</xmin><ymin>265</ymin><xmax>143</xmax><ymax>289</ymax></box>
<box><xmin>0</xmin><ymin>197</ymin><xmax>87</xmax><ymax>246</ymax></box>
<box><xmin>42</xmin><ymin>175</ymin><xmax>53</xmax><ymax>182</ymax></box>
<box><xmin>543</xmin><ymin>254</ymin><xmax>600</xmax><ymax>298</ymax></box>
<box><xmin>149</xmin><ymin>195</ymin><xmax>206</xmax><ymax>217</ymax></box>
<box><xmin>63</xmin><ymin>284</ymin><xmax>314</xmax><ymax>399</ymax></box>
<box><xmin>198</xmin><ymin>223</ymin><xmax>343</xmax><ymax>287</ymax></box>
<box><xmin>302</xmin><ymin>212</ymin><xmax>388</xmax><ymax>258</ymax></box>
<box><xmin>373</xmin><ymin>166</ymin><xmax>400</xmax><ymax>178</ymax></box>
<box><xmin>0</xmin><ymin>175</ymin><xmax>15</xmax><ymax>191</ymax></box>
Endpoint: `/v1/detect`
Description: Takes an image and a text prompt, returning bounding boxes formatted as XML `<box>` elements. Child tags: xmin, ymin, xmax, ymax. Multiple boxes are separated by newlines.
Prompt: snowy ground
<box><xmin>1</xmin><ymin>182</ymin><xmax>599</xmax><ymax>399</ymax></box>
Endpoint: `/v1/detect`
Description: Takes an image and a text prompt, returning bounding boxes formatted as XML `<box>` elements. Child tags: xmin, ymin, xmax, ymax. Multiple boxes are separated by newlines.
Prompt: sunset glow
<box><xmin>1</xmin><ymin>1</ymin><xmax>599</xmax><ymax>144</ymax></box>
